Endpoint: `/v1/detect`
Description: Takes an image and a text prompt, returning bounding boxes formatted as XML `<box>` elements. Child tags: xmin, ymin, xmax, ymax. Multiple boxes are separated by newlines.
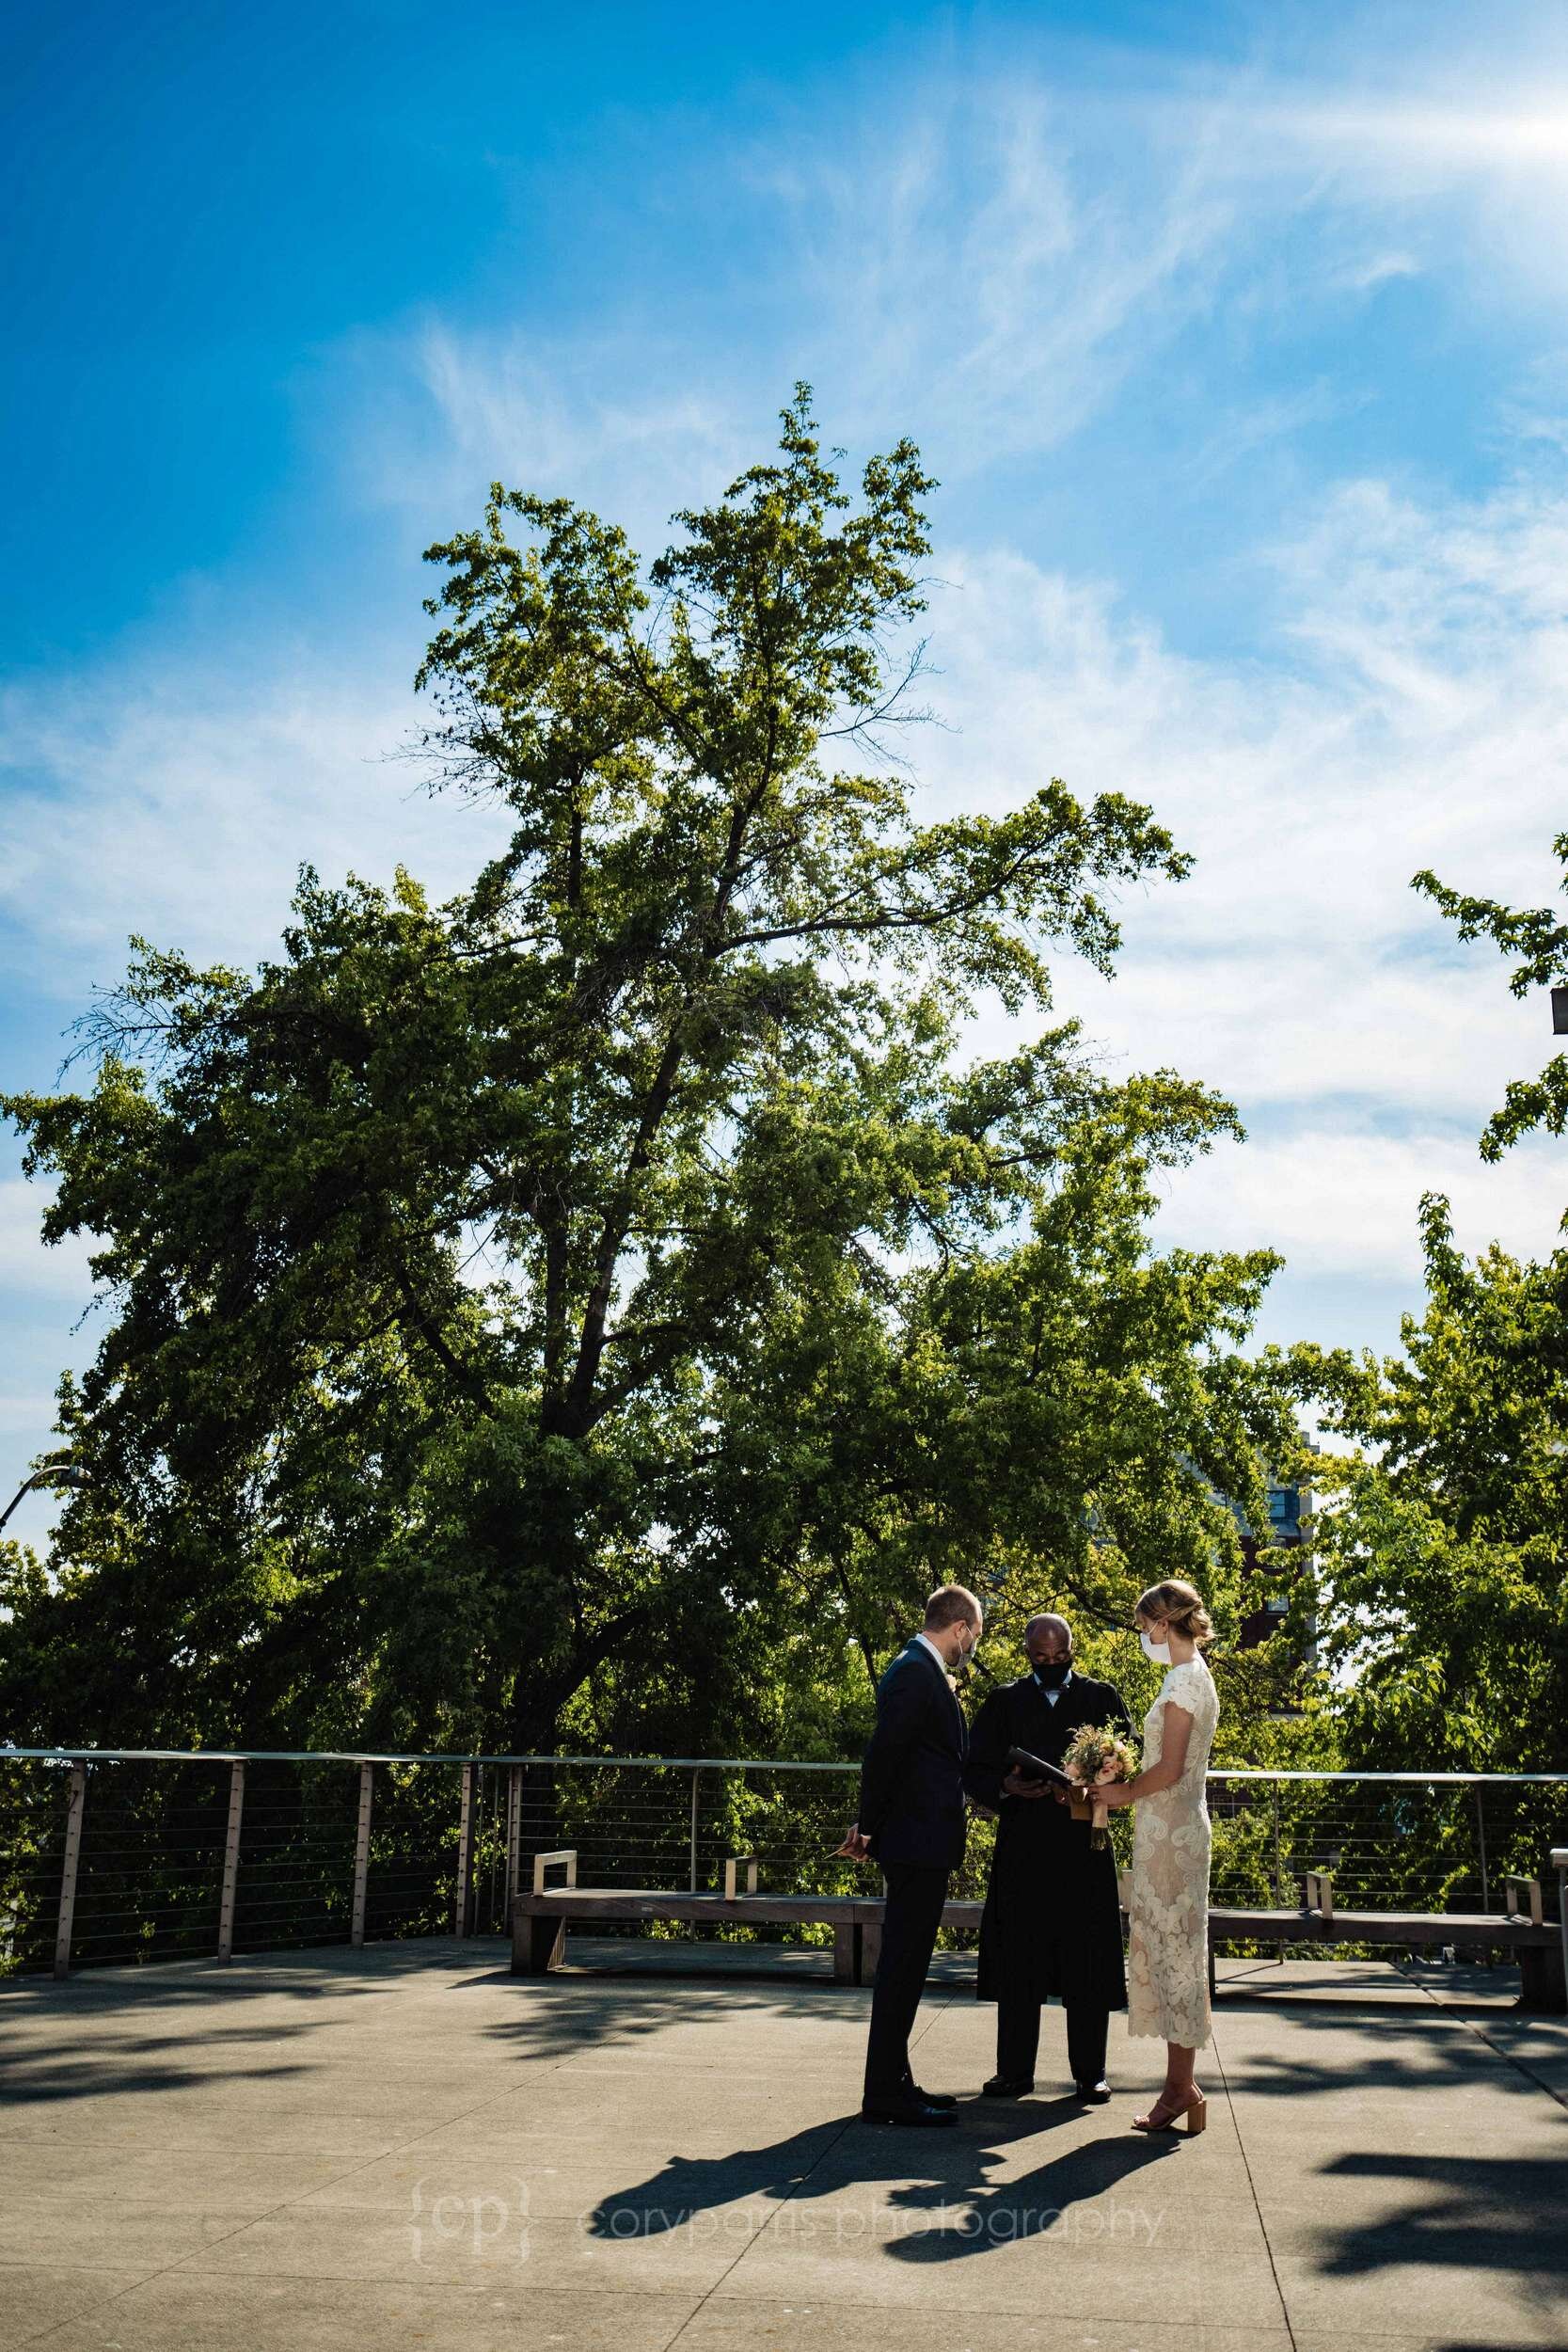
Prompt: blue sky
<box><xmin>5</xmin><ymin>1</ymin><xmax>1568</xmax><ymax>1542</ymax></box>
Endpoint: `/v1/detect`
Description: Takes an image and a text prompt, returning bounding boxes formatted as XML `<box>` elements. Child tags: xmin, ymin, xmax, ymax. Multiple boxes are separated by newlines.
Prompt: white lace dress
<box><xmin>1126</xmin><ymin>1656</ymin><xmax>1220</xmax><ymax>2049</ymax></box>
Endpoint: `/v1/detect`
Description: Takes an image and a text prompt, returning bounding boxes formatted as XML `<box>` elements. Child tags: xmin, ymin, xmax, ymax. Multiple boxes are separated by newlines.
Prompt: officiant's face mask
<box><xmin>1139</xmin><ymin>1627</ymin><xmax>1172</xmax><ymax>1664</ymax></box>
<box><xmin>1033</xmin><ymin>1659</ymin><xmax>1071</xmax><ymax>1687</ymax></box>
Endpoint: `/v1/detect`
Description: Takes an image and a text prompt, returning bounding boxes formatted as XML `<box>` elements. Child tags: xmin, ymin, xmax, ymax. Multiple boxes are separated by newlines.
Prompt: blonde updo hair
<box><xmin>1135</xmin><ymin>1580</ymin><xmax>1212</xmax><ymax>1646</ymax></box>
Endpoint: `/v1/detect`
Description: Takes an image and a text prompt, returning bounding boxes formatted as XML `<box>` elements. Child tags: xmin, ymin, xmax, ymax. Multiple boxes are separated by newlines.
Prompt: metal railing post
<box><xmin>505</xmin><ymin>1764</ymin><xmax>522</xmax><ymax>1911</ymax></box>
<box><xmin>351</xmin><ymin>1762</ymin><xmax>373</xmax><ymax>1948</ymax></box>
<box><xmin>216</xmin><ymin>1760</ymin><xmax>245</xmax><ymax>1963</ymax></box>
<box><xmin>454</xmin><ymin>1761</ymin><xmax>476</xmax><ymax>1938</ymax></box>
<box><xmin>1473</xmin><ymin>1780</ymin><xmax>1490</xmax><ymax>1912</ymax></box>
<box><xmin>53</xmin><ymin>1761</ymin><xmax>87</xmax><ymax>1979</ymax></box>
<box><xmin>689</xmin><ymin>1768</ymin><xmax>701</xmax><ymax>1893</ymax></box>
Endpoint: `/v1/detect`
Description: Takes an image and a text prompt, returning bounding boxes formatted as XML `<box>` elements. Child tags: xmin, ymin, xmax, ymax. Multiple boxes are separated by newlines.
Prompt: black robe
<box><xmin>962</xmin><ymin>1670</ymin><xmax>1132</xmax><ymax>2011</ymax></box>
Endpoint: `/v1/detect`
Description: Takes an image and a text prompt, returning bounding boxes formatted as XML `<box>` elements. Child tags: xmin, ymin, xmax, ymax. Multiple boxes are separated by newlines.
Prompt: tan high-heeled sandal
<box><xmin>1132</xmin><ymin>2087</ymin><xmax>1207</xmax><ymax>2135</ymax></box>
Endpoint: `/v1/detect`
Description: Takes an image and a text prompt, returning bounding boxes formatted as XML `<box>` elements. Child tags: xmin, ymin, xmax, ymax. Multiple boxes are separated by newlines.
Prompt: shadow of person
<box><xmin>590</xmin><ymin>2121</ymin><xmax>852</xmax><ymax>2239</ymax></box>
<box><xmin>588</xmin><ymin>2096</ymin><xmax>1127</xmax><ymax>2242</ymax></box>
<box><xmin>882</xmin><ymin>2129</ymin><xmax>1184</xmax><ymax>2265</ymax></box>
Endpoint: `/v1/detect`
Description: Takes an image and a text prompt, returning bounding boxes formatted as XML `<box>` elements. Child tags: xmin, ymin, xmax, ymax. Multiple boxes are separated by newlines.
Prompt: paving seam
<box><xmin>9</xmin><ymin>1955</ymin><xmax>697</xmax><ymax>2347</ymax></box>
<box><xmin>1209</xmin><ymin>2018</ymin><xmax>1299</xmax><ymax>2352</ymax></box>
<box><xmin>8</xmin><ymin>1963</ymin><xmax>958</xmax><ymax>2348</ymax></box>
<box><xmin>1393</xmin><ymin>1963</ymin><xmax>1568</xmax><ymax>2116</ymax></box>
<box><xmin>8</xmin><ymin>1951</ymin><xmax>879</xmax><ymax>2348</ymax></box>
<box><xmin>656</xmin><ymin>1982</ymin><xmax>961</xmax><ymax>2351</ymax></box>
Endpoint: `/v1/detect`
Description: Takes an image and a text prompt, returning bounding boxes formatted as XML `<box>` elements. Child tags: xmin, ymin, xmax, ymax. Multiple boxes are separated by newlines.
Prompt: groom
<box><xmin>844</xmin><ymin>1584</ymin><xmax>982</xmax><ymax>2128</ymax></box>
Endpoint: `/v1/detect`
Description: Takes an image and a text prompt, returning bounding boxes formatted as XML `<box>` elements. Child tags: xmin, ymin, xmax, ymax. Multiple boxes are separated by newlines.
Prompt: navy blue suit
<box><xmin>858</xmin><ymin>1638</ymin><xmax>969</xmax><ymax>2100</ymax></box>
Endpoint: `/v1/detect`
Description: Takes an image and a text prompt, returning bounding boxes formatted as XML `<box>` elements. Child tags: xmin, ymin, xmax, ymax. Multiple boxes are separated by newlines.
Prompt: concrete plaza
<box><xmin>2</xmin><ymin>1936</ymin><xmax>1565</xmax><ymax>2352</ymax></box>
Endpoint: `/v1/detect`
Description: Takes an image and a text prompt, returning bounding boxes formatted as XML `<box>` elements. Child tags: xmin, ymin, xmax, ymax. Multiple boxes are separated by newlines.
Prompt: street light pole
<box><xmin>0</xmin><ymin>1461</ymin><xmax>87</xmax><ymax>1536</ymax></box>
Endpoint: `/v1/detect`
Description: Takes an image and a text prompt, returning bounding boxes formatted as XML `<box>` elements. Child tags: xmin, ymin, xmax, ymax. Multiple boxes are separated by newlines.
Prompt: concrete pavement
<box><xmin>1</xmin><ymin>1938</ymin><xmax>1563</xmax><ymax>2351</ymax></box>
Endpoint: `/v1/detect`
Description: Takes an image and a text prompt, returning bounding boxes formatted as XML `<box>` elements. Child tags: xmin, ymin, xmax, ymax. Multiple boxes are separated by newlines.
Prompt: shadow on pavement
<box><xmin>589</xmin><ymin>2094</ymin><xmax>1184</xmax><ymax>2261</ymax></box>
<box><xmin>1311</xmin><ymin>2149</ymin><xmax>1568</xmax><ymax>2315</ymax></box>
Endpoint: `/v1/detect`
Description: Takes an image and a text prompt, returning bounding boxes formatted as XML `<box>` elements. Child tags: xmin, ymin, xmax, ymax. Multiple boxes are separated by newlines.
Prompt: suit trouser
<box><xmin>863</xmin><ymin>1861</ymin><xmax>950</xmax><ymax>2101</ymax></box>
<box><xmin>997</xmin><ymin>1980</ymin><xmax>1110</xmax><ymax>2086</ymax></box>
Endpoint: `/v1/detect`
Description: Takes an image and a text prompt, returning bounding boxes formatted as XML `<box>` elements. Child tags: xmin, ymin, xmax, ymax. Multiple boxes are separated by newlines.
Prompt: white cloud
<box><xmin>0</xmin><ymin>1394</ymin><xmax>60</xmax><ymax>1437</ymax></box>
<box><xmin>335</xmin><ymin>320</ymin><xmax>752</xmax><ymax>552</ymax></box>
<box><xmin>7</xmin><ymin>10</ymin><xmax>1568</xmax><ymax>1411</ymax></box>
<box><xmin>907</xmin><ymin>457</ymin><xmax>1568</xmax><ymax>1288</ymax></box>
<box><xmin>745</xmin><ymin>78</ymin><xmax>1242</xmax><ymax>469</ymax></box>
<box><xmin>1155</xmin><ymin>1126</ymin><xmax>1564</xmax><ymax>1282</ymax></box>
<box><xmin>0</xmin><ymin>1180</ymin><xmax>95</xmax><ymax>1304</ymax></box>
<box><xmin>0</xmin><ymin>631</ymin><xmax>514</xmax><ymax>989</ymax></box>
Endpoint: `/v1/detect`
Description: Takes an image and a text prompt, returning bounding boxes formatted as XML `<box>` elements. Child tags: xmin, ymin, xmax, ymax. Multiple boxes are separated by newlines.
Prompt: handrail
<box><xmin>5</xmin><ymin>1745</ymin><xmax>1563</xmax><ymax>1986</ymax></box>
<box><xmin>3</xmin><ymin>1746</ymin><xmax>1566</xmax><ymax>1781</ymax></box>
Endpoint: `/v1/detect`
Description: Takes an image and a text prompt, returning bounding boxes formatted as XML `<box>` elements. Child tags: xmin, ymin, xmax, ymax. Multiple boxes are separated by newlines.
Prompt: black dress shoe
<box><xmin>861</xmin><ymin>2095</ymin><xmax>958</xmax><ymax>2127</ymax></box>
<box><xmin>906</xmin><ymin>2084</ymin><xmax>958</xmax><ymax>2108</ymax></box>
<box><xmin>1076</xmin><ymin>2078</ymin><xmax>1113</xmax><ymax>2103</ymax></box>
<box><xmin>980</xmin><ymin>2074</ymin><xmax>1035</xmax><ymax>2097</ymax></box>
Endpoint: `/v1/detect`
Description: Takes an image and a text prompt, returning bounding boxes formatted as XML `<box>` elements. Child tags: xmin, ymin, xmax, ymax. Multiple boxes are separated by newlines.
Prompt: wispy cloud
<box><xmin>0</xmin><ymin>1180</ymin><xmax>94</xmax><ymax>1299</ymax></box>
<box><xmin>925</xmin><ymin>454</ymin><xmax>1568</xmax><ymax>1073</ymax></box>
<box><xmin>0</xmin><ymin>631</ymin><xmax>513</xmax><ymax>991</ymax></box>
<box><xmin>746</xmin><ymin>77</ymin><xmax>1243</xmax><ymax>467</ymax></box>
<box><xmin>7</xmin><ymin>7</ymin><xmax>1568</xmax><ymax>1477</ymax></box>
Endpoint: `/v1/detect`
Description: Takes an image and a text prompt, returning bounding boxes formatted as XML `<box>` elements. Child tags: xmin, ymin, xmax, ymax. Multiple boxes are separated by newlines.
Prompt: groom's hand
<box><xmin>835</xmin><ymin>1823</ymin><xmax>872</xmax><ymax>1860</ymax></box>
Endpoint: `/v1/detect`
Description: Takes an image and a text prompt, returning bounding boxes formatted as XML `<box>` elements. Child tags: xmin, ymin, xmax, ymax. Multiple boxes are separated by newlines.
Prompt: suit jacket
<box><xmin>858</xmin><ymin>1637</ymin><xmax>969</xmax><ymax>1871</ymax></box>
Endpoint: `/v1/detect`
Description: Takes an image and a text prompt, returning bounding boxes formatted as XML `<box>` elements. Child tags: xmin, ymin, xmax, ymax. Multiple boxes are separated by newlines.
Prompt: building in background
<box><xmin>1231</xmin><ymin>1480</ymin><xmax>1313</xmax><ymax>1660</ymax></box>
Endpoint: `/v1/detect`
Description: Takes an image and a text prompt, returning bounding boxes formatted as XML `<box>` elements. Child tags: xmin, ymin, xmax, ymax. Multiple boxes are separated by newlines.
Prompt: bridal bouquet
<box><xmin>1061</xmin><ymin>1724</ymin><xmax>1140</xmax><ymax>1848</ymax></box>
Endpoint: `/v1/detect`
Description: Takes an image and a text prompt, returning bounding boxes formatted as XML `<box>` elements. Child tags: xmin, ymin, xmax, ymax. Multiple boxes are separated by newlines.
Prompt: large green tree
<box><xmin>1286</xmin><ymin>834</ymin><xmax>1568</xmax><ymax>1785</ymax></box>
<box><xmin>1294</xmin><ymin>1199</ymin><xmax>1566</xmax><ymax>1774</ymax></box>
<box><xmin>2</xmin><ymin>393</ymin><xmax>1296</xmax><ymax>1756</ymax></box>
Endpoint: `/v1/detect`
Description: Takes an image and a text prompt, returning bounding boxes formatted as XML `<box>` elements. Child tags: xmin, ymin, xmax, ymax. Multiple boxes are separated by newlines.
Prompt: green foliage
<box><xmin>1296</xmin><ymin>1196</ymin><xmax>1567</xmax><ymax>1779</ymax></box>
<box><xmin>1414</xmin><ymin>831</ymin><xmax>1568</xmax><ymax>1159</ymax></box>
<box><xmin>2</xmin><ymin>392</ymin><xmax>1299</xmax><ymax>1759</ymax></box>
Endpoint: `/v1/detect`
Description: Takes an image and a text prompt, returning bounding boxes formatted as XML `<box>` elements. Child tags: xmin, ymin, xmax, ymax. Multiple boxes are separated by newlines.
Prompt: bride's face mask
<box><xmin>1138</xmin><ymin>1623</ymin><xmax>1172</xmax><ymax>1664</ymax></box>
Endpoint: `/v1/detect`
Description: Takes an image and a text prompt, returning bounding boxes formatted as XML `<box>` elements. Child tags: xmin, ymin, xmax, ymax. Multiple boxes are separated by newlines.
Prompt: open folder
<box><xmin>1005</xmin><ymin>1744</ymin><xmax>1077</xmax><ymax>1793</ymax></box>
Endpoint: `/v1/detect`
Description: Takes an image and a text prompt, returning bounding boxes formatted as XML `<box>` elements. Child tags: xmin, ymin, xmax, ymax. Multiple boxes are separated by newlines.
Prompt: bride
<box><xmin>1091</xmin><ymin>1579</ymin><xmax>1219</xmax><ymax>2135</ymax></box>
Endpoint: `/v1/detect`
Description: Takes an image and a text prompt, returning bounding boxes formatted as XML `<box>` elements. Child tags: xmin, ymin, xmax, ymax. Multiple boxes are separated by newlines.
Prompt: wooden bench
<box><xmin>514</xmin><ymin>1853</ymin><xmax>1566</xmax><ymax>2011</ymax></box>
<box><xmin>511</xmin><ymin>1850</ymin><xmax>982</xmax><ymax>1982</ymax></box>
<box><xmin>1208</xmin><ymin>1873</ymin><xmax>1566</xmax><ymax>2011</ymax></box>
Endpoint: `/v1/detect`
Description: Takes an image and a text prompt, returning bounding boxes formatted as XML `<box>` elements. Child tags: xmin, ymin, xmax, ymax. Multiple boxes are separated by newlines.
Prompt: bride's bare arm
<box><xmin>1097</xmin><ymin>1703</ymin><xmax>1194</xmax><ymax>1805</ymax></box>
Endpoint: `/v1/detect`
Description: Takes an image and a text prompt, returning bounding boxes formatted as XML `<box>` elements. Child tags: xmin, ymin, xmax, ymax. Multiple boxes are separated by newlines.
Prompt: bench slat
<box><xmin>510</xmin><ymin>1886</ymin><xmax>1563</xmax><ymax>2009</ymax></box>
<box><xmin>1209</xmin><ymin>1907</ymin><xmax>1558</xmax><ymax>1945</ymax></box>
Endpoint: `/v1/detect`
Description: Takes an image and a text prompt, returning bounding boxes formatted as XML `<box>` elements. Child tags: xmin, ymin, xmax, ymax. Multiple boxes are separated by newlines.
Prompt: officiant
<box><xmin>962</xmin><ymin>1613</ymin><xmax>1133</xmax><ymax>2101</ymax></box>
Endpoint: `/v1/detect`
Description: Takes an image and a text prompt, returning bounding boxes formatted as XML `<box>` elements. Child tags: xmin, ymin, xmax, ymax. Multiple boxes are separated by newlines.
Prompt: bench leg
<box><xmin>1517</xmin><ymin>1943</ymin><xmax>1566</xmax><ymax>2014</ymax></box>
<box><xmin>518</xmin><ymin>1914</ymin><xmax>566</xmax><ymax>1975</ymax></box>
<box><xmin>859</xmin><ymin>1924</ymin><xmax>881</xmax><ymax>1985</ymax></box>
<box><xmin>833</xmin><ymin>1923</ymin><xmax>857</xmax><ymax>1984</ymax></box>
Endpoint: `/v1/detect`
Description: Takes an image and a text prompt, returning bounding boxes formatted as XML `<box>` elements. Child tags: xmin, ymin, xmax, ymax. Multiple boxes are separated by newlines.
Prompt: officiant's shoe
<box><xmin>861</xmin><ymin>2094</ymin><xmax>957</xmax><ymax>2127</ymax></box>
<box><xmin>980</xmin><ymin>2074</ymin><xmax>1035</xmax><ymax>2098</ymax></box>
<box><xmin>1075</xmin><ymin>2079</ymin><xmax>1113</xmax><ymax>2103</ymax></box>
<box><xmin>907</xmin><ymin>2086</ymin><xmax>958</xmax><ymax>2107</ymax></box>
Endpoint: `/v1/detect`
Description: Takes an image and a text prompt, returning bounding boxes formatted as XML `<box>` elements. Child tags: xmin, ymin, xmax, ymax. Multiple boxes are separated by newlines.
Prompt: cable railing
<box><xmin>2</xmin><ymin>1748</ymin><xmax>1564</xmax><ymax>1979</ymax></box>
